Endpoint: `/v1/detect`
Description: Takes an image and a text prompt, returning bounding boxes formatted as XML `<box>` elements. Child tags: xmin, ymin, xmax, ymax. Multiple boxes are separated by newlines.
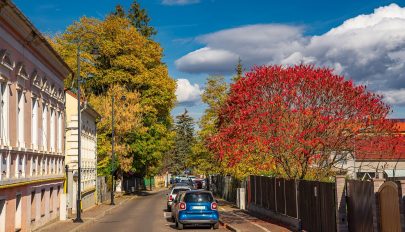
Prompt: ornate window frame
<box><xmin>0</xmin><ymin>49</ymin><xmax>13</xmax><ymax>71</ymax></box>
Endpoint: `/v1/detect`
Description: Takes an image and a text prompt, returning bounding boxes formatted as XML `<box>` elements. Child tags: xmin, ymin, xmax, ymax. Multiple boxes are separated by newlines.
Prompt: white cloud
<box><xmin>175</xmin><ymin>4</ymin><xmax>405</xmax><ymax>106</ymax></box>
<box><xmin>162</xmin><ymin>0</ymin><xmax>200</xmax><ymax>5</ymax></box>
<box><xmin>379</xmin><ymin>89</ymin><xmax>405</xmax><ymax>106</ymax></box>
<box><xmin>175</xmin><ymin>79</ymin><xmax>203</xmax><ymax>106</ymax></box>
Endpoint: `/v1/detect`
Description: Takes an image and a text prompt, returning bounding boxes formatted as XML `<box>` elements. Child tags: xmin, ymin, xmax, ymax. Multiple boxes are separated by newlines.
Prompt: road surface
<box><xmin>86</xmin><ymin>189</ymin><xmax>227</xmax><ymax>232</ymax></box>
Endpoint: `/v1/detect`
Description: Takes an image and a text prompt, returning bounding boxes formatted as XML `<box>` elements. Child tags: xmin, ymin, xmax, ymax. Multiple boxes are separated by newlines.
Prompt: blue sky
<box><xmin>13</xmin><ymin>0</ymin><xmax>405</xmax><ymax>121</ymax></box>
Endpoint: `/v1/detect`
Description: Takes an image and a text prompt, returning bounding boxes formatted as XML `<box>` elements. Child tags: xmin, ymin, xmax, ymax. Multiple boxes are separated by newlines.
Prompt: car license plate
<box><xmin>192</xmin><ymin>206</ymin><xmax>205</xmax><ymax>210</ymax></box>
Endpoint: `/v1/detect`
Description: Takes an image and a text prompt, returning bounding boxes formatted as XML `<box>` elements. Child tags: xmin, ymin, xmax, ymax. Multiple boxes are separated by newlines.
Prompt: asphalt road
<box><xmin>86</xmin><ymin>189</ymin><xmax>227</xmax><ymax>232</ymax></box>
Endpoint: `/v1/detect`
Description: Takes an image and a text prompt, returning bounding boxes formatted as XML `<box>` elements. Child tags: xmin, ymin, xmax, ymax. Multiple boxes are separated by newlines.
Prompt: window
<box><xmin>57</xmin><ymin>186</ymin><xmax>60</xmax><ymax>210</ymax></box>
<box><xmin>0</xmin><ymin>153</ymin><xmax>5</xmax><ymax>180</ymax></box>
<box><xmin>41</xmin><ymin>157</ymin><xmax>45</xmax><ymax>175</ymax></box>
<box><xmin>42</xmin><ymin>104</ymin><xmax>47</xmax><ymax>151</ymax></box>
<box><xmin>0</xmin><ymin>199</ymin><xmax>5</xmax><ymax>232</ymax></box>
<box><xmin>40</xmin><ymin>189</ymin><xmax>45</xmax><ymax>217</ymax></box>
<box><xmin>57</xmin><ymin>112</ymin><xmax>62</xmax><ymax>153</ymax></box>
<box><xmin>17</xmin><ymin>90</ymin><xmax>24</xmax><ymax>147</ymax></box>
<box><xmin>15</xmin><ymin>194</ymin><xmax>22</xmax><ymax>230</ymax></box>
<box><xmin>0</xmin><ymin>82</ymin><xmax>8</xmax><ymax>145</ymax></box>
<box><xmin>50</xmin><ymin>108</ymin><xmax>55</xmax><ymax>152</ymax></box>
<box><xmin>30</xmin><ymin>192</ymin><xmax>36</xmax><ymax>222</ymax></box>
<box><xmin>184</xmin><ymin>192</ymin><xmax>214</xmax><ymax>203</ymax></box>
<box><xmin>50</xmin><ymin>158</ymin><xmax>54</xmax><ymax>174</ymax></box>
<box><xmin>15</xmin><ymin>154</ymin><xmax>23</xmax><ymax>178</ymax></box>
<box><xmin>31</xmin><ymin>98</ymin><xmax>38</xmax><ymax>150</ymax></box>
<box><xmin>49</xmin><ymin>187</ymin><xmax>53</xmax><ymax>213</ymax></box>
<box><xmin>31</xmin><ymin>156</ymin><xmax>37</xmax><ymax>176</ymax></box>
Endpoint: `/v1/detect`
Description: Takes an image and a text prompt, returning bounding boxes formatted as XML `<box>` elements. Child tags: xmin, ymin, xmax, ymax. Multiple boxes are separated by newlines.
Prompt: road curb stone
<box><xmin>219</xmin><ymin>218</ymin><xmax>241</xmax><ymax>232</ymax></box>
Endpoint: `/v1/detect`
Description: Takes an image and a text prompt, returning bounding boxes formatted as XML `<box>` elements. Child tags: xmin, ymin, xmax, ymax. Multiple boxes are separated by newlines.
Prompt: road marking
<box><xmin>219</xmin><ymin>208</ymin><xmax>272</xmax><ymax>232</ymax></box>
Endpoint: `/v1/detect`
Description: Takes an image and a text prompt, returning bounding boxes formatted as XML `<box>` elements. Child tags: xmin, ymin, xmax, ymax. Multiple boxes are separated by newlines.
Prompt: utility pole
<box><xmin>74</xmin><ymin>46</ymin><xmax>83</xmax><ymax>223</ymax></box>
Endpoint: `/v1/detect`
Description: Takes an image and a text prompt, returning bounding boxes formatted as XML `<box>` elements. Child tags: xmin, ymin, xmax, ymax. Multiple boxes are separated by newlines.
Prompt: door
<box><xmin>379</xmin><ymin>181</ymin><xmax>401</xmax><ymax>232</ymax></box>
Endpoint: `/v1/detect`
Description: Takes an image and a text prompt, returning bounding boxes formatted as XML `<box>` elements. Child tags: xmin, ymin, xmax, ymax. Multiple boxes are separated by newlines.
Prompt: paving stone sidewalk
<box><xmin>35</xmin><ymin>187</ymin><xmax>167</xmax><ymax>232</ymax></box>
<box><xmin>218</xmin><ymin>200</ymin><xmax>293</xmax><ymax>232</ymax></box>
<box><xmin>35</xmin><ymin>194</ymin><xmax>133</xmax><ymax>232</ymax></box>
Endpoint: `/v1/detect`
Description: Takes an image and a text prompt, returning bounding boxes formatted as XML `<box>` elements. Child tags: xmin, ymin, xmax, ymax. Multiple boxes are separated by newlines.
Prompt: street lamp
<box><xmin>73</xmin><ymin>45</ymin><xmax>84</xmax><ymax>223</ymax></box>
<box><xmin>73</xmin><ymin>42</ymin><xmax>98</xmax><ymax>223</ymax></box>
<box><xmin>111</xmin><ymin>94</ymin><xmax>126</xmax><ymax>205</ymax></box>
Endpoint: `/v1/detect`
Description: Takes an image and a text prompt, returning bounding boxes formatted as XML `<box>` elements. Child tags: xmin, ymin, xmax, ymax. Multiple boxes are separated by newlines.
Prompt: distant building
<box><xmin>342</xmin><ymin>119</ymin><xmax>405</xmax><ymax>180</ymax></box>
<box><xmin>65</xmin><ymin>91</ymin><xmax>100</xmax><ymax>214</ymax></box>
<box><xmin>0</xmin><ymin>1</ymin><xmax>71</xmax><ymax>231</ymax></box>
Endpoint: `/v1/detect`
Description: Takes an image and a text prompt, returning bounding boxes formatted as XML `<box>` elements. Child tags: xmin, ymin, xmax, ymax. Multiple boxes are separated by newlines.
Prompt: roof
<box><xmin>66</xmin><ymin>90</ymin><xmax>101</xmax><ymax>119</ymax></box>
<box><xmin>0</xmin><ymin>0</ymin><xmax>73</xmax><ymax>76</ymax></box>
<box><xmin>354</xmin><ymin>119</ymin><xmax>405</xmax><ymax>160</ymax></box>
<box><xmin>355</xmin><ymin>135</ymin><xmax>405</xmax><ymax>160</ymax></box>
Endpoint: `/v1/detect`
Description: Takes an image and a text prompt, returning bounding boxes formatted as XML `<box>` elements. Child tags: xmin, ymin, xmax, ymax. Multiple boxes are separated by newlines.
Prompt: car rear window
<box><xmin>184</xmin><ymin>192</ymin><xmax>213</xmax><ymax>203</ymax></box>
<box><xmin>172</xmin><ymin>188</ymin><xmax>190</xmax><ymax>194</ymax></box>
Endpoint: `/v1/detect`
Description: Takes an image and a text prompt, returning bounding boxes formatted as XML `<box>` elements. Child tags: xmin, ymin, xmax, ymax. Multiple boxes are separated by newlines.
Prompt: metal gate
<box><xmin>378</xmin><ymin>181</ymin><xmax>401</xmax><ymax>232</ymax></box>
<box><xmin>346</xmin><ymin>180</ymin><xmax>374</xmax><ymax>232</ymax></box>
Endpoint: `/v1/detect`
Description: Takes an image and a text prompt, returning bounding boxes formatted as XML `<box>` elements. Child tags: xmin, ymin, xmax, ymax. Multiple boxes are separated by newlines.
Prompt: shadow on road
<box><xmin>168</xmin><ymin>224</ymin><xmax>212</xmax><ymax>230</ymax></box>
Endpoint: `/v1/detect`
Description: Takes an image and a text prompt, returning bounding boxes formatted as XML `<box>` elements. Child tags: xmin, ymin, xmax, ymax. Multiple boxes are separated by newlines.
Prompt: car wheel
<box><xmin>177</xmin><ymin>222</ymin><xmax>184</xmax><ymax>230</ymax></box>
<box><xmin>213</xmin><ymin>222</ymin><xmax>219</xmax><ymax>229</ymax></box>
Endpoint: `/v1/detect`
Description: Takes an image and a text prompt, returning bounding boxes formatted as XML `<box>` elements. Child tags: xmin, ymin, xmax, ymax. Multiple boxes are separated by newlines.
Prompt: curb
<box><xmin>219</xmin><ymin>218</ymin><xmax>241</xmax><ymax>232</ymax></box>
<box><xmin>68</xmin><ymin>195</ymin><xmax>137</xmax><ymax>232</ymax></box>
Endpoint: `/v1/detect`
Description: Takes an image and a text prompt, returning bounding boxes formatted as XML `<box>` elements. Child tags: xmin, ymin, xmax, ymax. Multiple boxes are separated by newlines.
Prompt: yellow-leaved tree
<box><xmin>50</xmin><ymin>13</ymin><xmax>176</xmax><ymax>177</ymax></box>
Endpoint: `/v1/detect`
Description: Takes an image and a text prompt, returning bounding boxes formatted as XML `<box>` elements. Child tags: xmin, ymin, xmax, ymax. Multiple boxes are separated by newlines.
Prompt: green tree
<box><xmin>113</xmin><ymin>1</ymin><xmax>157</xmax><ymax>38</ymax></box>
<box><xmin>50</xmin><ymin>15</ymin><xmax>176</xmax><ymax>177</ymax></box>
<box><xmin>191</xmin><ymin>75</ymin><xmax>228</xmax><ymax>175</ymax></box>
<box><xmin>170</xmin><ymin>109</ymin><xmax>195</xmax><ymax>174</ymax></box>
<box><xmin>232</xmin><ymin>57</ymin><xmax>244</xmax><ymax>83</ymax></box>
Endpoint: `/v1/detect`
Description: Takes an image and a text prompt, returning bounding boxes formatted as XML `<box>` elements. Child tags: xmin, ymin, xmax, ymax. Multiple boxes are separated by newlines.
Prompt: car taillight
<box><xmin>179</xmin><ymin>202</ymin><xmax>186</xmax><ymax>210</ymax></box>
<box><xmin>211</xmin><ymin>202</ymin><xmax>218</xmax><ymax>210</ymax></box>
<box><xmin>169</xmin><ymin>195</ymin><xmax>173</xmax><ymax>201</ymax></box>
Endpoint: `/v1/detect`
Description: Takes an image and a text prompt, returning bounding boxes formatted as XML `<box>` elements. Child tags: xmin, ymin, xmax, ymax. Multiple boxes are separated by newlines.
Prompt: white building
<box><xmin>65</xmin><ymin>91</ymin><xmax>100</xmax><ymax>213</ymax></box>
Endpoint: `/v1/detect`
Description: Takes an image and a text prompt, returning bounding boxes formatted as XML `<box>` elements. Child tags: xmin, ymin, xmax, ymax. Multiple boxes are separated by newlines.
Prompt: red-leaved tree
<box><xmin>210</xmin><ymin>65</ymin><xmax>399</xmax><ymax>179</ymax></box>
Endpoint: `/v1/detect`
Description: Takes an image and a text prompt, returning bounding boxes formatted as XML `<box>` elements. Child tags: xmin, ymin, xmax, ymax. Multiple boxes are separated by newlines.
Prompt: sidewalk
<box><xmin>35</xmin><ymin>188</ymin><xmax>165</xmax><ymax>232</ymax></box>
<box><xmin>218</xmin><ymin>200</ymin><xmax>293</xmax><ymax>232</ymax></box>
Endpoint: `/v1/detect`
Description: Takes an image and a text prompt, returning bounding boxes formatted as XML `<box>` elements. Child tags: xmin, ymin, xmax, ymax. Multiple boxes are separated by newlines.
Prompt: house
<box><xmin>0</xmin><ymin>1</ymin><xmax>72</xmax><ymax>231</ymax></box>
<box><xmin>344</xmin><ymin>119</ymin><xmax>405</xmax><ymax>180</ymax></box>
<box><xmin>65</xmin><ymin>91</ymin><xmax>100</xmax><ymax>214</ymax></box>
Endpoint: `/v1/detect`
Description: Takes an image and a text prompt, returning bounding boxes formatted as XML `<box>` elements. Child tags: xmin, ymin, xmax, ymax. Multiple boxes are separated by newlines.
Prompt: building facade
<box><xmin>0</xmin><ymin>1</ymin><xmax>71</xmax><ymax>231</ymax></box>
<box><xmin>340</xmin><ymin>119</ymin><xmax>405</xmax><ymax>180</ymax></box>
<box><xmin>65</xmin><ymin>91</ymin><xmax>99</xmax><ymax>213</ymax></box>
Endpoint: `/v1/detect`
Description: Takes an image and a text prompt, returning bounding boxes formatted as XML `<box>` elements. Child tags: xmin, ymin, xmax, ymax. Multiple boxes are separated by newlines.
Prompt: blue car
<box><xmin>174</xmin><ymin>190</ymin><xmax>219</xmax><ymax>230</ymax></box>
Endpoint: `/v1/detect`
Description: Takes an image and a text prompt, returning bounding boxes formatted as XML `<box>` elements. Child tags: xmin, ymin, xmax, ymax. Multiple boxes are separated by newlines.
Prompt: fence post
<box><xmin>398</xmin><ymin>180</ymin><xmax>405</xmax><ymax>232</ymax></box>
<box><xmin>335</xmin><ymin>176</ymin><xmax>348</xmax><ymax>232</ymax></box>
<box><xmin>372</xmin><ymin>177</ymin><xmax>385</xmax><ymax>232</ymax></box>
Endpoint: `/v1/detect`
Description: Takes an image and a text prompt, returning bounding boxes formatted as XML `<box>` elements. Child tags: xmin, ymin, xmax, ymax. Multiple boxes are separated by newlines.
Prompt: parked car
<box><xmin>192</xmin><ymin>179</ymin><xmax>203</xmax><ymax>189</ymax></box>
<box><xmin>174</xmin><ymin>190</ymin><xmax>219</xmax><ymax>230</ymax></box>
<box><xmin>167</xmin><ymin>186</ymin><xmax>191</xmax><ymax>211</ymax></box>
<box><xmin>171</xmin><ymin>191</ymin><xmax>187</xmax><ymax>221</ymax></box>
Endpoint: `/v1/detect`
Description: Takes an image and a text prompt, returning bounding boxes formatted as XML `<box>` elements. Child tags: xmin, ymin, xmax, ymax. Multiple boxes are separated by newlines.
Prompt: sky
<box><xmin>13</xmin><ymin>0</ymin><xmax>405</xmax><ymax>122</ymax></box>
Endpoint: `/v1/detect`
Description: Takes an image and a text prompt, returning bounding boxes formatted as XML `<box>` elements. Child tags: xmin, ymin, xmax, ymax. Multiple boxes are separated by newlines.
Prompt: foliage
<box><xmin>169</xmin><ymin>109</ymin><xmax>195</xmax><ymax>175</ymax></box>
<box><xmin>210</xmin><ymin>65</ymin><xmax>398</xmax><ymax>180</ymax></box>
<box><xmin>191</xmin><ymin>75</ymin><xmax>228</xmax><ymax>175</ymax></box>
<box><xmin>51</xmin><ymin>15</ymin><xmax>176</xmax><ymax>177</ymax></box>
<box><xmin>232</xmin><ymin>58</ymin><xmax>244</xmax><ymax>83</ymax></box>
<box><xmin>113</xmin><ymin>1</ymin><xmax>157</xmax><ymax>38</ymax></box>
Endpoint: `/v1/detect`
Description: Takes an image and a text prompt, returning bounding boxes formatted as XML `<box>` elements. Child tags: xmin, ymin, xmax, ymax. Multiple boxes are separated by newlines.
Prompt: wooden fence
<box><xmin>248</xmin><ymin>176</ymin><xmax>336</xmax><ymax>232</ymax></box>
<box><xmin>211</xmin><ymin>174</ymin><xmax>405</xmax><ymax>232</ymax></box>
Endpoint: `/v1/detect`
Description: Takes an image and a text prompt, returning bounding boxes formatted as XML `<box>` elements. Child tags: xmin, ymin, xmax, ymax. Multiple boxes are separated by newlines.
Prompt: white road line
<box><xmin>219</xmin><ymin>208</ymin><xmax>272</xmax><ymax>232</ymax></box>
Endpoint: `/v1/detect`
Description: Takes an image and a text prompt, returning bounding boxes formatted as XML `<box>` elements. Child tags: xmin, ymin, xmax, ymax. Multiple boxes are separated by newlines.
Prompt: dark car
<box><xmin>193</xmin><ymin>179</ymin><xmax>203</xmax><ymax>189</ymax></box>
<box><xmin>174</xmin><ymin>190</ymin><xmax>219</xmax><ymax>230</ymax></box>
